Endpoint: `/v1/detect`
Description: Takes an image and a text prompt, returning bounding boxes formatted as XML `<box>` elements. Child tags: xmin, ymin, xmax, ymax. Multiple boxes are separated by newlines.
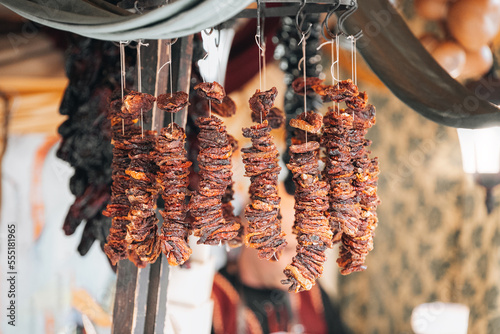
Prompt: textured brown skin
<box><xmin>282</xmin><ymin>142</ymin><xmax>332</xmax><ymax>292</ymax></box>
<box><xmin>292</xmin><ymin>77</ymin><xmax>324</xmax><ymax>95</ymax></box>
<box><xmin>156</xmin><ymin>123</ymin><xmax>192</xmax><ymax>266</ymax></box>
<box><xmin>194</xmin><ymin>82</ymin><xmax>226</xmax><ymax>104</ymax></box>
<box><xmin>188</xmin><ymin>116</ymin><xmax>240</xmax><ymax>245</ymax></box>
<box><xmin>118</xmin><ymin>91</ymin><xmax>156</xmax><ymax>119</ymax></box>
<box><xmin>211</xmin><ymin>96</ymin><xmax>237</xmax><ymax>117</ymax></box>
<box><xmin>289</xmin><ymin>111</ymin><xmax>323</xmax><ymax>134</ymax></box>
<box><xmin>157</xmin><ymin>91</ymin><xmax>189</xmax><ymax>113</ymax></box>
<box><xmin>242</xmin><ymin>120</ymin><xmax>287</xmax><ymax>260</ymax></box>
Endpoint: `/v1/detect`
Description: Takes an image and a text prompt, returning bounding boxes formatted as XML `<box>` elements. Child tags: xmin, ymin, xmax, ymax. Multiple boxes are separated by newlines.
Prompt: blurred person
<box><xmin>212</xmin><ymin>182</ymin><xmax>348</xmax><ymax>334</ymax></box>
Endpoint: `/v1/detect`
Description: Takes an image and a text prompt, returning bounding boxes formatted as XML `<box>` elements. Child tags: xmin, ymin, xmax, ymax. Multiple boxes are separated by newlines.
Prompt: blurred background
<box><xmin>1</xmin><ymin>0</ymin><xmax>500</xmax><ymax>333</ymax></box>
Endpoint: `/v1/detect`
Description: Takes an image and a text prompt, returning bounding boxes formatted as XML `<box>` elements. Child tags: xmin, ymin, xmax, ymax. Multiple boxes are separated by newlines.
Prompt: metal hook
<box><xmin>214</xmin><ymin>28</ymin><xmax>220</xmax><ymax>48</ymax></box>
<box><xmin>337</xmin><ymin>1</ymin><xmax>363</xmax><ymax>39</ymax></box>
<box><xmin>134</xmin><ymin>1</ymin><xmax>143</xmax><ymax>14</ymax></box>
<box><xmin>128</xmin><ymin>39</ymin><xmax>149</xmax><ymax>49</ymax></box>
<box><xmin>295</xmin><ymin>0</ymin><xmax>312</xmax><ymax>38</ymax></box>
<box><xmin>112</xmin><ymin>40</ymin><xmax>130</xmax><ymax>48</ymax></box>
<box><xmin>322</xmin><ymin>1</ymin><xmax>341</xmax><ymax>40</ymax></box>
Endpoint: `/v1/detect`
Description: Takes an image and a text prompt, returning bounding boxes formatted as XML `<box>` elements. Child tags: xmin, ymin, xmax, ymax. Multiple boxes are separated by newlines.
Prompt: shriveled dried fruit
<box><xmin>155</xmin><ymin>123</ymin><xmax>192</xmax><ymax>266</ymax></box>
<box><xmin>282</xmin><ymin>141</ymin><xmax>332</xmax><ymax>292</ymax></box>
<box><xmin>289</xmin><ymin>111</ymin><xmax>323</xmax><ymax>134</ymax></box>
<box><xmin>188</xmin><ymin>116</ymin><xmax>240</xmax><ymax>245</ymax></box>
<box><xmin>157</xmin><ymin>91</ymin><xmax>189</xmax><ymax>113</ymax></box>
<box><xmin>194</xmin><ymin>81</ymin><xmax>226</xmax><ymax>104</ymax></box>
<box><xmin>242</xmin><ymin>120</ymin><xmax>287</xmax><ymax>260</ymax></box>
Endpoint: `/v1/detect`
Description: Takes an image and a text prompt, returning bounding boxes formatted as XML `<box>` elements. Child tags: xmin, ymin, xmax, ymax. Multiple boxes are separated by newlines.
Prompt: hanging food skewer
<box><xmin>155</xmin><ymin>106</ymin><xmax>193</xmax><ymax>265</ymax></box>
<box><xmin>188</xmin><ymin>82</ymin><xmax>241</xmax><ymax>245</ymax></box>
<box><xmin>337</xmin><ymin>99</ymin><xmax>379</xmax><ymax>275</ymax></box>
<box><xmin>223</xmin><ymin>134</ymin><xmax>244</xmax><ymax>248</ymax></box>
<box><xmin>103</xmin><ymin>91</ymin><xmax>155</xmax><ymax>267</ymax></box>
<box><xmin>322</xmin><ymin>109</ymin><xmax>359</xmax><ymax>244</ymax></box>
<box><xmin>125</xmin><ymin>129</ymin><xmax>161</xmax><ymax>263</ymax></box>
<box><xmin>282</xmin><ymin>112</ymin><xmax>333</xmax><ymax>292</ymax></box>
<box><xmin>294</xmin><ymin>75</ymin><xmax>380</xmax><ymax>275</ymax></box>
<box><xmin>242</xmin><ymin>88</ymin><xmax>288</xmax><ymax>260</ymax></box>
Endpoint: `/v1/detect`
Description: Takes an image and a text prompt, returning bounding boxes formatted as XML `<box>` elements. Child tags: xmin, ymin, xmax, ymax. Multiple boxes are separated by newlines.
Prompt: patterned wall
<box><xmin>337</xmin><ymin>82</ymin><xmax>500</xmax><ymax>334</ymax></box>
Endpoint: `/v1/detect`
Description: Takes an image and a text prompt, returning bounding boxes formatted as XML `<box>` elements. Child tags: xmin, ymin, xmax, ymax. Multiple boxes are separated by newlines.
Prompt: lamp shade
<box><xmin>457</xmin><ymin>127</ymin><xmax>500</xmax><ymax>174</ymax></box>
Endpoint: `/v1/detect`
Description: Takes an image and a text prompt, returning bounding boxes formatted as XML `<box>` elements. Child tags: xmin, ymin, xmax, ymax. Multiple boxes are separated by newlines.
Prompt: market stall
<box><xmin>1</xmin><ymin>1</ymin><xmax>500</xmax><ymax>333</ymax></box>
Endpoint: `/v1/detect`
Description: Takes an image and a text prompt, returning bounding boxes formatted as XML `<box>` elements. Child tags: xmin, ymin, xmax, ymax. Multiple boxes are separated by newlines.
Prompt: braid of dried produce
<box><xmin>223</xmin><ymin>134</ymin><xmax>244</xmax><ymax>248</ymax></box>
<box><xmin>103</xmin><ymin>92</ymin><xmax>153</xmax><ymax>267</ymax></box>
<box><xmin>242</xmin><ymin>88</ymin><xmax>287</xmax><ymax>260</ymax></box>
<box><xmin>155</xmin><ymin>121</ymin><xmax>192</xmax><ymax>266</ymax></box>
<box><xmin>322</xmin><ymin>109</ymin><xmax>359</xmax><ymax>244</ymax></box>
<box><xmin>282</xmin><ymin>141</ymin><xmax>332</xmax><ymax>292</ymax></box>
<box><xmin>125</xmin><ymin>130</ymin><xmax>161</xmax><ymax>264</ymax></box>
<box><xmin>188</xmin><ymin>116</ymin><xmax>240</xmax><ymax>244</ymax></box>
<box><xmin>337</xmin><ymin>98</ymin><xmax>379</xmax><ymax>275</ymax></box>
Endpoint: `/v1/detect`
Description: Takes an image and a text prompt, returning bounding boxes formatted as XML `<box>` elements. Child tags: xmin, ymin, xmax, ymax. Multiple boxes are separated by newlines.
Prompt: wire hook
<box><xmin>165</xmin><ymin>38</ymin><xmax>178</xmax><ymax>47</ymax></box>
<box><xmin>337</xmin><ymin>1</ymin><xmax>363</xmax><ymax>39</ymax></box>
<box><xmin>134</xmin><ymin>1</ymin><xmax>143</xmax><ymax>14</ymax></box>
<box><xmin>214</xmin><ymin>28</ymin><xmax>220</xmax><ymax>48</ymax></box>
<box><xmin>321</xmin><ymin>1</ymin><xmax>341</xmax><ymax>40</ymax></box>
<box><xmin>295</xmin><ymin>0</ymin><xmax>312</xmax><ymax>38</ymax></box>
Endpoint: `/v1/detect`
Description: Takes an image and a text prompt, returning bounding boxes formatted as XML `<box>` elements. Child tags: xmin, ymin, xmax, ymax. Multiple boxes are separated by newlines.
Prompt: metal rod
<box><xmin>261</xmin><ymin>0</ymin><xmax>352</xmax><ymax>3</ymax></box>
<box><xmin>233</xmin><ymin>3</ymin><xmax>352</xmax><ymax>19</ymax></box>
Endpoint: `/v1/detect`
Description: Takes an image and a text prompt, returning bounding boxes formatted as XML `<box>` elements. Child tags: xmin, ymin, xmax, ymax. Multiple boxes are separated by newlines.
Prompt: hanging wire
<box><xmin>137</xmin><ymin>40</ymin><xmax>144</xmax><ymax>137</ymax></box>
<box><xmin>255</xmin><ymin>0</ymin><xmax>266</xmax><ymax>123</ymax></box>
<box><xmin>133</xmin><ymin>40</ymin><xmax>149</xmax><ymax>134</ymax></box>
<box><xmin>262</xmin><ymin>39</ymin><xmax>267</xmax><ymax>91</ymax></box>
<box><xmin>119</xmin><ymin>41</ymin><xmax>128</xmax><ymax>135</ymax></box>
<box><xmin>256</xmin><ymin>0</ymin><xmax>263</xmax><ymax>94</ymax></box>
<box><xmin>260</xmin><ymin>3</ymin><xmax>267</xmax><ymax>92</ymax></box>
<box><xmin>349</xmin><ymin>36</ymin><xmax>354</xmax><ymax>84</ymax></box>
<box><xmin>295</xmin><ymin>0</ymin><xmax>311</xmax><ymax>143</ymax></box>
<box><xmin>336</xmin><ymin>34</ymin><xmax>340</xmax><ymax>115</ymax></box>
<box><xmin>201</xmin><ymin>29</ymin><xmax>213</xmax><ymax>118</ymax></box>
<box><xmin>353</xmin><ymin>36</ymin><xmax>357</xmax><ymax>86</ymax></box>
<box><xmin>347</xmin><ymin>34</ymin><xmax>358</xmax><ymax>122</ymax></box>
<box><xmin>299</xmin><ymin>32</ymin><xmax>308</xmax><ymax>144</ymax></box>
<box><xmin>215</xmin><ymin>27</ymin><xmax>223</xmax><ymax>85</ymax></box>
<box><xmin>153</xmin><ymin>41</ymin><xmax>166</xmax><ymax>131</ymax></box>
<box><xmin>168</xmin><ymin>39</ymin><xmax>174</xmax><ymax>129</ymax></box>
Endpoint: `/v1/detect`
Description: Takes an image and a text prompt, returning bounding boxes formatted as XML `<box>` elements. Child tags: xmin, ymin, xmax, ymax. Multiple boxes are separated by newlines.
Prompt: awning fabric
<box><xmin>0</xmin><ymin>0</ymin><xmax>253</xmax><ymax>41</ymax></box>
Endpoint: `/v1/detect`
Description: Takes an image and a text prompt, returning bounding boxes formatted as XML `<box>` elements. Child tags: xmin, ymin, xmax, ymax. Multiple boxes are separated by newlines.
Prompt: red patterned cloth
<box><xmin>211</xmin><ymin>266</ymin><xmax>346</xmax><ymax>334</ymax></box>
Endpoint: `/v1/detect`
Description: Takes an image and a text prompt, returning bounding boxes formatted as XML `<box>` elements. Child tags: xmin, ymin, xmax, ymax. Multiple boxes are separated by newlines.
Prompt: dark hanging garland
<box><xmin>274</xmin><ymin>15</ymin><xmax>323</xmax><ymax>195</ymax></box>
<box><xmin>57</xmin><ymin>36</ymin><xmax>136</xmax><ymax>256</ymax></box>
